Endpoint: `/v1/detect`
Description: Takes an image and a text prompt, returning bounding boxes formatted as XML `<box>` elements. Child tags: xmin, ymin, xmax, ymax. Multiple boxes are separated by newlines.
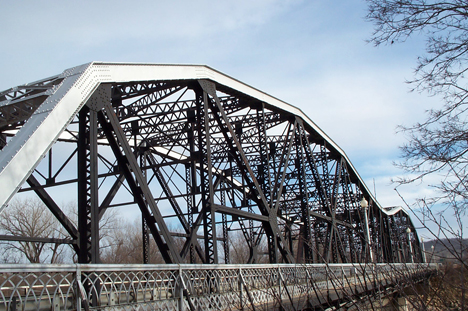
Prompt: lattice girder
<box><xmin>0</xmin><ymin>62</ymin><xmax>422</xmax><ymax>264</ymax></box>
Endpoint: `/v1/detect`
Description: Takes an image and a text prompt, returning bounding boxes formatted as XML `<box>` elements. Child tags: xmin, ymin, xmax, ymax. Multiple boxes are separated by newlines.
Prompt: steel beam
<box><xmin>98</xmin><ymin>102</ymin><xmax>181</xmax><ymax>264</ymax></box>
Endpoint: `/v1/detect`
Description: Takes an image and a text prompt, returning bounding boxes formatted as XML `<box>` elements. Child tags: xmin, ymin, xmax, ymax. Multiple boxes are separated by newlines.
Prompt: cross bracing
<box><xmin>0</xmin><ymin>62</ymin><xmax>422</xmax><ymax>264</ymax></box>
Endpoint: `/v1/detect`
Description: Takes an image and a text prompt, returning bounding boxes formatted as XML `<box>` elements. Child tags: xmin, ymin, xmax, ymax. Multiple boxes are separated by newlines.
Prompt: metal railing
<box><xmin>0</xmin><ymin>263</ymin><xmax>436</xmax><ymax>311</ymax></box>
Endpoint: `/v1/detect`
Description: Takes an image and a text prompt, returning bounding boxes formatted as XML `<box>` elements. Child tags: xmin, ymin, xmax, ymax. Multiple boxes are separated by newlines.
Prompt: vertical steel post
<box><xmin>421</xmin><ymin>238</ymin><xmax>426</xmax><ymax>263</ymax></box>
<box><xmin>296</xmin><ymin>123</ymin><xmax>312</xmax><ymax>262</ymax></box>
<box><xmin>77</xmin><ymin>107</ymin><xmax>100</xmax><ymax>264</ymax></box>
<box><xmin>89</xmin><ymin>109</ymin><xmax>99</xmax><ymax>263</ymax></box>
<box><xmin>221</xmin><ymin>184</ymin><xmax>230</xmax><ymax>264</ymax></box>
<box><xmin>140</xmin><ymin>152</ymin><xmax>150</xmax><ymax>264</ymax></box>
<box><xmin>196</xmin><ymin>86</ymin><xmax>217</xmax><ymax>264</ymax></box>
<box><xmin>187</xmin><ymin>108</ymin><xmax>197</xmax><ymax>263</ymax></box>
<box><xmin>407</xmin><ymin>228</ymin><xmax>414</xmax><ymax>263</ymax></box>
<box><xmin>186</xmin><ymin>164</ymin><xmax>196</xmax><ymax>264</ymax></box>
<box><xmin>77</xmin><ymin>107</ymin><xmax>88</xmax><ymax>264</ymax></box>
<box><xmin>361</xmin><ymin>198</ymin><xmax>374</xmax><ymax>263</ymax></box>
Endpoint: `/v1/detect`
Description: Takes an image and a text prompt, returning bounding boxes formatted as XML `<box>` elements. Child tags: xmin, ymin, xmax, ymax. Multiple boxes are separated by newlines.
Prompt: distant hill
<box><xmin>422</xmin><ymin>238</ymin><xmax>468</xmax><ymax>263</ymax></box>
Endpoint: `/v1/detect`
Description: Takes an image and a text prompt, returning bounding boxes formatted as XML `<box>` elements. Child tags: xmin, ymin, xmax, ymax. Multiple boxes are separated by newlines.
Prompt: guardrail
<box><xmin>0</xmin><ymin>263</ymin><xmax>436</xmax><ymax>311</ymax></box>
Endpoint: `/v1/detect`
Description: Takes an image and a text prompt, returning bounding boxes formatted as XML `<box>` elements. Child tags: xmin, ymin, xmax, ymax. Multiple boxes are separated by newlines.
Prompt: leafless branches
<box><xmin>100</xmin><ymin>217</ymin><xmax>165</xmax><ymax>264</ymax></box>
<box><xmin>367</xmin><ymin>1</ymin><xmax>468</xmax><ymax>211</ymax></box>
<box><xmin>0</xmin><ymin>197</ymin><xmax>67</xmax><ymax>263</ymax></box>
<box><xmin>366</xmin><ymin>1</ymin><xmax>468</xmax><ymax>308</ymax></box>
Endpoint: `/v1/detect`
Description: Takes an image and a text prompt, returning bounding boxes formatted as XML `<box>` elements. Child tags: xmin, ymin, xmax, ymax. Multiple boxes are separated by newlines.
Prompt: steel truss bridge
<box><xmin>0</xmin><ymin>62</ymin><xmax>431</xmax><ymax>309</ymax></box>
<box><xmin>0</xmin><ymin>62</ymin><xmax>422</xmax><ymax>265</ymax></box>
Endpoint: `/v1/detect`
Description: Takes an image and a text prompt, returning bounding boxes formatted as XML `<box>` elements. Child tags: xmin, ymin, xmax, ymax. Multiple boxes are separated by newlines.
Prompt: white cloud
<box><xmin>0</xmin><ymin>0</ymin><xmax>304</xmax><ymax>46</ymax></box>
<box><xmin>0</xmin><ymin>0</ymin><xmax>305</xmax><ymax>88</ymax></box>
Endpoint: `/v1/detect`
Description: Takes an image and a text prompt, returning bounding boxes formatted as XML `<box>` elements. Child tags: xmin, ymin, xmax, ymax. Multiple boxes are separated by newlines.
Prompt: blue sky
<box><xmin>0</xmin><ymin>1</ymin><xmax>442</xmax><ymax>223</ymax></box>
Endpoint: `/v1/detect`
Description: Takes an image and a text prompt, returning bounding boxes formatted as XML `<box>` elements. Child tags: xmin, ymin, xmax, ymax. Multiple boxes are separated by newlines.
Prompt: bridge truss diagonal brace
<box><xmin>96</xmin><ymin>98</ymin><xmax>182</xmax><ymax>264</ymax></box>
<box><xmin>298</xmin><ymin>121</ymin><xmax>331</xmax><ymax>213</ymax></box>
<box><xmin>198</xmin><ymin>79</ymin><xmax>295</xmax><ymax>263</ymax></box>
<box><xmin>0</xmin><ymin>63</ymin><xmax>92</xmax><ymax>212</ymax></box>
<box><xmin>26</xmin><ymin>175</ymin><xmax>78</xmax><ymax>243</ymax></box>
<box><xmin>145</xmin><ymin>153</ymin><xmax>206</xmax><ymax>263</ymax></box>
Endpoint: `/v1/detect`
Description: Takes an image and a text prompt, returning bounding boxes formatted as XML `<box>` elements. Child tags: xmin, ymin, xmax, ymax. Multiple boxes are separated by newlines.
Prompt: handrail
<box><xmin>0</xmin><ymin>263</ymin><xmax>437</xmax><ymax>311</ymax></box>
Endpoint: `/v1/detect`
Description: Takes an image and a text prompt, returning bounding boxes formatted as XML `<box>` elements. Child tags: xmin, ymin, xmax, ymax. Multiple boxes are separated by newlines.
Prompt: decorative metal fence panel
<box><xmin>0</xmin><ymin>263</ymin><xmax>435</xmax><ymax>311</ymax></box>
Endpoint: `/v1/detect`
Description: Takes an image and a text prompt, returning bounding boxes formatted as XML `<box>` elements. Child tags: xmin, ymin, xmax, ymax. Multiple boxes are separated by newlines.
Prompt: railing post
<box><xmin>179</xmin><ymin>265</ymin><xmax>184</xmax><ymax>311</ymax></box>
<box><xmin>53</xmin><ymin>295</ymin><xmax>60</xmax><ymax>311</ymax></box>
<box><xmin>350</xmin><ymin>266</ymin><xmax>357</xmax><ymax>294</ymax></box>
<box><xmin>341</xmin><ymin>266</ymin><xmax>345</xmax><ymax>287</ymax></box>
<box><xmin>238</xmin><ymin>268</ymin><xmax>243</xmax><ymax>311</ymax></box>
<box><xmin>76</xmin><ymin>265</ymin><xmax>90</xmax><ymax>311</ymax></box>
<box><xmin>177</xmin><ymin>266</ymin><xmax>195</xmax><ymax>311</ymax></box>
<box><xmin>76</xmin><ymin>265</ymin><xmax>81</xmax><ymax>311</ymax></box>
<box><xmin>278</xmin><ymin>266</ymin><xmax>282</xmax><ymax>307</ymax></box>
<box><xmin>305</xmin><ymin>267</ymin><xmax>316</xmax><ymax>308</ymax></box>
<box><xmin>238</xmin><ymin>267</ymin><xmax>256</xmax><ymax>311</ymax></box>
<box><xmin>278</xmin><ymin>266</ymin><xmax>294</xmax><ymax>309</ymax></box>
<box><xmin>9</xmin><ymin>297</ymin><xmax>16</xmax><ymax>311</ymax></box>
<box><xmin>372</xmin><ymin>264</ymin><xmax>376</xmax><ymax>293</ymax></box>
<box><xmin>326</xmin><ymin>265</ymin><xmax>330</xmax><ymax>303</ymax></box>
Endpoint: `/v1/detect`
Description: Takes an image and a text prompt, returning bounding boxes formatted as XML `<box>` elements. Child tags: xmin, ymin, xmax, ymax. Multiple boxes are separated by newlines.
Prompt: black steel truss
<box><xmin>0</xmin><ymin>75</ymin><xmax>423</xmax><ymax>265</ymax></box>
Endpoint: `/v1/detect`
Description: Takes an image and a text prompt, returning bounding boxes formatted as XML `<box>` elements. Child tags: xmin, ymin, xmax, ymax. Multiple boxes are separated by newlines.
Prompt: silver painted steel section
<box><xmin>0</xmin><ymin>63</ymin><xmax>92</xmax><ymax>212</ymax></box>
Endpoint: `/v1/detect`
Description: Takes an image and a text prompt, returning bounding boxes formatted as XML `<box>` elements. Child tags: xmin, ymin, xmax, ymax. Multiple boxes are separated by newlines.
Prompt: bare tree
<box><xmin>367</xmin><ymin>0</ymin><xmax>468</xmax><ymax>207</ymax></box>
<box><xmin>100</xmin><ymin>218</ymin><xmax>164</xmax><ymax>264</ymax></box>
<box><xmin>229</xmin><ymin>229</ymin><xmax>251</xmax><ymax>264</ymax></box>
<box><xmin>0</xmin><ymin>197</ymin><xmax>67</xmax><ymax>263</ymax></box>
<box><xmin>228</xmin><ymin>229</ymin><xmax>269</xmax><ymax>264</ymax></box>
<box><xmin>366</xmin><ymin>1</ymin><xmax>468</xmax><ymax>309</ymax></box>
<box><xmin>0</xmin><ymin>247</ymin><xmax>20</xmax><ymax>264</ymax></box>
<box><xmin>0</xmin><ymin>197</ymin><xmax>125</xmax><ymax>264</ymax></box>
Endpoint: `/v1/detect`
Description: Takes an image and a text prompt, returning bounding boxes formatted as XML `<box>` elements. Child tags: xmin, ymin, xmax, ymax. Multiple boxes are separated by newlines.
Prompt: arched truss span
<box><xmin>0</xmin><ymin>62</ymin><xmax>422</xmax><ymax>264</ymax></box>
